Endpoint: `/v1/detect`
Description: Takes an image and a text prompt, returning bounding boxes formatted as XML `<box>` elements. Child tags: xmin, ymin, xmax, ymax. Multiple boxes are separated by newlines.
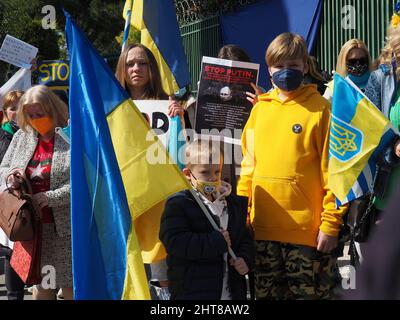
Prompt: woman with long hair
<box><xmin>324</xmin><ymin>39</ymin><xmax>373</xmax><ymax>101</ymax></box>
<box><xmin>115</xmin><ymin>43</ymin><xmax>187</xmax><ymax>300</ymax></box>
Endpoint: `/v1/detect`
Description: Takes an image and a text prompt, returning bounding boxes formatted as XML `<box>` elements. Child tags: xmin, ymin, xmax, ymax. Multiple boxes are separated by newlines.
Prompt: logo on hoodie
<box><xmin>292</xmin><ymin>124</ymin><xmax>302</xmax><ymax>134</ymax></box>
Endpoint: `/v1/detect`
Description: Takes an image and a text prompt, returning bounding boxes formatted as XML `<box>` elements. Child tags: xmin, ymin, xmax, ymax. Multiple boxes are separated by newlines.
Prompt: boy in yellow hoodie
<box><xmin>237</xmin><ymin>32</ymin><xmax>347</xmax><ymax>299</ymax></box>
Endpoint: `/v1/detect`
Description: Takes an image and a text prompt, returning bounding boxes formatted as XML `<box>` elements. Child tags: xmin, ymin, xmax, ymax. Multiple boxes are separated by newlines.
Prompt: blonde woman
<box><xmin>364</xmin><ymin>26</ymin><xmax>400</xmax><ymax>207</ymax></box>
<box><xmin>366</xmin><ymin>30</ymin><xmax>400</xmax><ymax>116</ymax></box>
<box><xmin>0</xmin><ymin>85</ymin><xmax>72</xmax><ymax>300</ymax></box>
<box><xmin>323</xmin><ymin>39</ymin><xmax>372</xmax><ymax>101</ymax></box>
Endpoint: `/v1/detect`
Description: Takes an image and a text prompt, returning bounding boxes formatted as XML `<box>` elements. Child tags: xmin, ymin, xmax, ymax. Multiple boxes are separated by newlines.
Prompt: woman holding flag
<box><xmin>115</xmin><ymin>43</ymin><xmax>186</xmax><ymax>300</ymax></box>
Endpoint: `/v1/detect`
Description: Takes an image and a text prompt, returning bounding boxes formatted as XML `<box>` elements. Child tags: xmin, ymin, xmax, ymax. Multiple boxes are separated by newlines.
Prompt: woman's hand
<box><xmin>167</xmin><ymin>96</ymin><xmax>184</xmax><ymax>118</ymax></box>
<box><xmin>30</xmin><ymin>58</ymin><xmax>37</xmax><ymax>71</ymax></box>
<box><xmin>33</xmin><ymin>192</ymin><xmax>49</xmax><ymax>209</ymax></box>
<box><xmin>246</xmin><ymin>83</ymin><xmax>264</xmax><ymax>105</ymax></box>
<box><xmin>6</xmin><ymin>169</ymin><xmax>25</xmax><ymax>189</ymax></box>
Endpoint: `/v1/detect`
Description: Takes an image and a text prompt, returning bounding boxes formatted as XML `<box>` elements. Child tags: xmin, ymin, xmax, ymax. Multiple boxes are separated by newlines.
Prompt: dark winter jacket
<box><xmin>160</xmin><ymin>190</ymin><xmax>254</xmax><ymax>300</ymax></box>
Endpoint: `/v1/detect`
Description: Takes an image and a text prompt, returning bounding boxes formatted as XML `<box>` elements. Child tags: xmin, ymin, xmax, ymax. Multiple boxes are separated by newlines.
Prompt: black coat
<box><xmin>160</xmin><ymin>190</ymin><xmax>255</xmax><ymax>300</ymax></box>
<box><xmin>0</xmin><ymin>128</ymin><xmax>13</xmax><ymax>163</ymax></box>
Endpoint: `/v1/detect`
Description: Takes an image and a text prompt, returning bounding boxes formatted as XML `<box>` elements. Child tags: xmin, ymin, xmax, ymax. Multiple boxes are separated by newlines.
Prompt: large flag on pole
<box><xmin>329</xmin><ymin>73</ymin><xmax>398</xmax><ymax>205</ymax></box>
<box><xmin>65</xmin><ymin>11</ymin><xmax>190</xmax><ymax>299</ymax></box>
<box><xmin>123</xmin><ymin>0</ymin><xmax>191</xmax><ymax>95</ymax></box>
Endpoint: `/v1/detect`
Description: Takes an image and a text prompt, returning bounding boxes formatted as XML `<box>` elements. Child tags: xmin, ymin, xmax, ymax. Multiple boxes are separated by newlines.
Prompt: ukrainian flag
<box><xmin>122</xmin><ymin>0</ymin><xmax>133</xmax><ymax>51</ymax></box>
<box><xmin>65</xmin><ymin>11</ymin><xmax>190</xmax><ymax>300</ymax></box>
<box><xmin>329</xmin><ymin>73</ymin><xmax>398</xmax><ymax>205</ymax></box>
<box><xmin>123</xmin><ymin>0</ymin><xmax>191</xmax><ymax>95</ymax></box>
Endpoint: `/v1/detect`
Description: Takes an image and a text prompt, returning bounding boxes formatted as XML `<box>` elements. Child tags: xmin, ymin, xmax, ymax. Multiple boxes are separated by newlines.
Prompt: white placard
<box><xmin>0</xmin><ymin>68</ymin><xmax>32</xmax><ymax>107</ymax></box>
<box><xmin>0</xmin><ymin>35</ymin><xmax>38</xmax><ymax>68</ymax></box>
<box><xmin>134</xmin><ymin>100</ymin><xmax>170</xmax><ymax>147</ymax></box>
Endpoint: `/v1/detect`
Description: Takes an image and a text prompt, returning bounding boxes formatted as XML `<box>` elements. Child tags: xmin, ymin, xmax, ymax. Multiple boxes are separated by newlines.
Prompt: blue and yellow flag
<box><xmin>123</xmin><ymin>0</ymin><xmax>191</xmax><ymax>95</ymax></box>
<box><xmin>66</xmin><ymin>11</ymin><xmax>190</xmax><ymax>299</ymax></box>
<box><xmin>329</xmin><ymin>73</ymin><xmax>398</xmax><ymax>205</ymax></box>
<box><xmin>122</xmin><ymin>0</ymin><xmax>133</xmax><ymax>51</ymax></box>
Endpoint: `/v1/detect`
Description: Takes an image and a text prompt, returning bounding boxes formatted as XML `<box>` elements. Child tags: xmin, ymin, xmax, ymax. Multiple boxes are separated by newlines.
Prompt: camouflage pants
<box><xmin>255</xmin><ymin>240</ymin><xmax>337</xmax><ymax>300</ymax></box>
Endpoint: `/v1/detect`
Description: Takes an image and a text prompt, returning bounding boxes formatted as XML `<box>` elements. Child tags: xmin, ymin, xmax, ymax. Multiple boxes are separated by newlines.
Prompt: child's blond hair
<box><xmin>184</xmin><ymin>139</ymin><xmax>223</xmax><ymax>169</ymax></box>
<box><xmin>266</xmin><ymin>32</ymin><xmax>309</xmax><ymax>67</ymax></box>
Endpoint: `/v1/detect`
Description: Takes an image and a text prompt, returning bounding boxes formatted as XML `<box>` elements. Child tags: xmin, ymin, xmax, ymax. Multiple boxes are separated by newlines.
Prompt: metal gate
<box><xmin>315</xmin><ymin>0</ymin><xmax>397</xmax><ymax>74</ymax></box>
<box><xmin>179</xmin><ymin>0</ymin><xmax>399</xmax><ymax>89</ymax></box>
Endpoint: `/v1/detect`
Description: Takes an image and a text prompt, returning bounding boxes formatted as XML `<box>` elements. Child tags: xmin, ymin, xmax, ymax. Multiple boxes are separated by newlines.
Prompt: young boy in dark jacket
<box><xmin>160</xmin><ymin>139</ymin><xmax>254</xmax><ymax>300</ymax></box>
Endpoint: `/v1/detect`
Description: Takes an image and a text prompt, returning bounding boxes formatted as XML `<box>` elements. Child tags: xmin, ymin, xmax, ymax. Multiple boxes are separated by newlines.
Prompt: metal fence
<box><xmin>180</xmin><ymin>0</ymin><xmax>397</xmax><ymax>90</ymax></box>
<box><xmin>180</xmin><ymin>15</ymin><xmax>221</xmax><ymax>92</ymax></box>
<box><xmin>315</xmin><ymin>0</ymin><xmax>397</xmax><ymax>74</ymax></box>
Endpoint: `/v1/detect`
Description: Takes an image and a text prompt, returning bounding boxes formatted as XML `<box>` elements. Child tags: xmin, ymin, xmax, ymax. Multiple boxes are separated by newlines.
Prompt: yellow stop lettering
<box><xmin>38</xmin><ymin>63</ymin><xmax>50</xmax><ymax>82</ymax></box>
<box><xmin>57</xmin><ymin>63</ymin><xmax>70</xmax><ymax>81</ymax></box>
<box><xmin>48</xmin><ymin>63</ymin><xmax>58</xmax><ymax>81</ymax></box>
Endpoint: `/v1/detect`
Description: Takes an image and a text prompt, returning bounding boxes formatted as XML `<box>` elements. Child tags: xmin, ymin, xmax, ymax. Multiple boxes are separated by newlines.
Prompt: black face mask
<box><xmin>346</xmin><ymin>57</ymin><xmax>368</xmax><ymax>76</ymax></box>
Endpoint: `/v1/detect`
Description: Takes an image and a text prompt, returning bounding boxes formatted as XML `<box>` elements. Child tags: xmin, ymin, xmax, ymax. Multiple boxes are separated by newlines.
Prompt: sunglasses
<box><xmin>347</xmin><ymin>57</ymin><xmax>368</xmax><ymax>65</ymax></box>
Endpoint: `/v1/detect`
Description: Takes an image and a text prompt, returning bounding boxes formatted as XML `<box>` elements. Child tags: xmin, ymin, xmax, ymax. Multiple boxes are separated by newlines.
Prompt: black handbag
<box><xmin>352</xmin><ymin>194</ymin><xmax>377</xmax><ymax>243</ymax></box>
<box><xmin>348</xmin><ymin>193</ymin><xmax>377</xmax><ymax>266</ymax></box>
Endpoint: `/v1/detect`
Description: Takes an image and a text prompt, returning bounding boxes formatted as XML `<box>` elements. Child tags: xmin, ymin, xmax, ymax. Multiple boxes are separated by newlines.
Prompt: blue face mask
<box><xmin>347</xmin><ymin>71</ymin><xmax>371</xmax><ymax>88</ymax></box>
<box><xmin>271</xmin><ymin>68</ymin><xmax>304</xmax><ymax>92</ymax></box>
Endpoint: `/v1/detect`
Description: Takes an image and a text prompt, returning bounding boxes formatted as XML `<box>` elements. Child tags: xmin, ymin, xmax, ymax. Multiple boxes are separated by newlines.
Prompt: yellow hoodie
<box><xmin>237</xmin><ymin>84</ymin><xmax>347</xmax><ymax>247</ymax></box>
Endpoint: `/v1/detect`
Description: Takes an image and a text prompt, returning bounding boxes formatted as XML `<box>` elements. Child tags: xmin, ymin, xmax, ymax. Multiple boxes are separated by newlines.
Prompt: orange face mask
<box><xmin>30</xmin><ymin>117</ymin><xmax>54</xmax><ymax>136</ymax></box>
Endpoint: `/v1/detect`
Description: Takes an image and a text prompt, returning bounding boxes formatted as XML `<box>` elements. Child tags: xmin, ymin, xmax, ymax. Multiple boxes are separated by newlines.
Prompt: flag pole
<box><xmin>122</xmin><ymin>1</ymin><xmax>133</xmax><ymax>52</ymax></box>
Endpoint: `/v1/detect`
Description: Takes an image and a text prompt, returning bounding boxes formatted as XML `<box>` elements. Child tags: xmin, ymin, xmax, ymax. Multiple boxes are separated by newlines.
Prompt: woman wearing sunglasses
<box><xmin>323</xmin><ymin>39</ymin><xmax>372</xmax><ymax>102</ymax></box>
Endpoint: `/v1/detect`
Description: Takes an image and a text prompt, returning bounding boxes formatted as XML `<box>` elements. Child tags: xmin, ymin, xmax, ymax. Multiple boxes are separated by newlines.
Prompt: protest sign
<box><xmin>0</xmin><ymin>68</ymin><xmax>31</xmax><ymax>108</ymax></box>
<box><xmin>194</xmin><ymin>56</ymin><xmax>259</xmax><ymax>142</ymax></box>
<box><xmin>0</xmin><ymin>35</ymin><xmax>38</xmax><ymax>69</ymax></box>
<box><xmin>38</xmin><ymin>60</ymin><xmax>70</xmax><ymax>86</ymax></box>
<box><xmin>38</xmin><ymin>60</ymin><xmax>70</xmax><ymax>98</ymax></box>
<box><xmin>134</xmin><ymin>100</ymin><xmax>171</xmax><ymax>147</ymax></box>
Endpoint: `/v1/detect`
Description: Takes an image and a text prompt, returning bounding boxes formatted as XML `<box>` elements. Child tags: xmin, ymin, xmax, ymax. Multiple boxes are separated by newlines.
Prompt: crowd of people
<box><xmin>0</xmin><ymin>6</ymin><xmax>400</xmax><ymax>302</ymax></box>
